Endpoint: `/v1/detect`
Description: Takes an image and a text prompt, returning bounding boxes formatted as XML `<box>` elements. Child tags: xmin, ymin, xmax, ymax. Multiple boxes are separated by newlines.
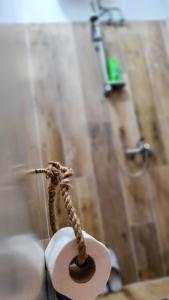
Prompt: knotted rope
<box><xmin>34</xmin><ymin>161</ymin><xmax>88</xmax><ymax>266</ymax></box>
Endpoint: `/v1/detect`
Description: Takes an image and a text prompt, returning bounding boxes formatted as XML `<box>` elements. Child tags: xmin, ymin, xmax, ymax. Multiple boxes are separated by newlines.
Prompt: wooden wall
<box><xmin>0</xmin><ymin>26</ymin><xmax>48</xmax><ymax>299</ymax></box>
<box><xmin>3</xmin><ymin>21</ymin><xmax>169</xmax><ymax>289</ymax></box>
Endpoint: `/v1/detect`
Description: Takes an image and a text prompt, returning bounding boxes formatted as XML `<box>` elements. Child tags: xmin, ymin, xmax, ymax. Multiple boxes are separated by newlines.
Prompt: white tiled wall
<box><xmin>0</xmin><ymin>0</ymin><xmax>168</xmax><ymax>23</ymax></box>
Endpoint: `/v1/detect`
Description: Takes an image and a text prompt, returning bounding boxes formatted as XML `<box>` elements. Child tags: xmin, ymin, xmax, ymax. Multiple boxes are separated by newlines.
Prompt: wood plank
<box><xmin>147</xmin><ymin>166</ymin><xmax>169</xmax><ymax>275</ymax></box>
<box><xmin>73</xmin><ymin>23</ymin><xmax>109</xmax><ymax>122</ymax></box>
<box><xmin>139</xmin><ymin>22</ymin><xmax>169</xmax><ymax>117</ymax></box>
<box><xmin>27</xmin><ymin>25</ymin><xmax>66</xmax><ymax>237</ymax></box>
<box><xmin>160</xmin><ymin>21</ymin><xmax>169</xmax><ymax>69</ymax></box>
<box><xmin>0</xmin><ymin>25</ymin><xmax>48</xmax><ymax>299</ymax></box>
<box><xmin>132</xmin><ymin>223</ymin><xmax>164</xmax><ymax>280</ymax></box>
<box><xmin>120</xmin><ymin>174</ymin><xmax>154</xmax><ymax>225</ymax></box>
<box><xmin>74</xmin><ymin>177</ymin><xmax>104</xmax><ymax>242</ymax></box>
<box><xmin>27</xmin><ymin>25</ymin><xmax>65</xmax><ymax>166</ymax></box>
<box><xmin>49</xmin><ymin>24</ymin><xmax>104</xmax><ymax>240</ymax></box>
<box><xmin>0</xmin><ymin>26</ymin><xmax>48</xmax><ymax>239</ymax></box>
<box><xmin>1</xmin><ymin>22</ymin><xmax>168</xmax><ymax>287</ymax></box>
<box><xmin>139</xmin><ymin>22</ymin><xmax>169</xmax><ymax>162</ymax></box>
<box><xmin>99</xmin><ymin>277</ymin><xmax>169</xmax><ymax>300</ymax></box>
<box><xmin>49</xmin><ymin>24</ymin><xmax>94</xmax><ymax>178</ymax></box>
<box><xmin>101</xmin><ymin>25</ymin><xmax>161</xmax><ymax>280</ymax></box>
<box><xmin>28</xmin><ymin>24</ymin><xmax>104</xmax><ymax>241</ymax></box>
<box><xmin>89</xmin><ymin>121</ymin><xmax>138</xmax><ymax>283</ymax></box>
<box><xmin>103</xmin><ymin>25</ymin><xmax>154</xmax><ymax>225</ymax></box>
<box><xmin>122</xmin><ymin>30</ymin><xmax>166</xmax><ymax>166</ymax></box>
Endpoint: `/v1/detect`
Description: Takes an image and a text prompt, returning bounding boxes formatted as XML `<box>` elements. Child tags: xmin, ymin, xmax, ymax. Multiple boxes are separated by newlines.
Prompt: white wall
<box><xmin>164</xmin><ymin>0</ymin><xmax>169</xmax><ymax>18</ymax></box>
<box><xmin>0</xmin><ymin>0</ymin><xmax>168</xmax><ymax>23</ymax></box>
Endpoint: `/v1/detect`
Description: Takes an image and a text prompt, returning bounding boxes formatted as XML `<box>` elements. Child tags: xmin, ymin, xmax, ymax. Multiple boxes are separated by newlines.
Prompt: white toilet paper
<box><xmin>45</xmin><ymin>227</ymin><xmax>111</xmax><ymax>300</ymax></box>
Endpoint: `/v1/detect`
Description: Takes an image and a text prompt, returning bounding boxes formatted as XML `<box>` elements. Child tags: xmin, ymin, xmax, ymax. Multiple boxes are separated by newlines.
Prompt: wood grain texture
<box><xmin>139</xmin><ymin>22</ymin><xmax>169</xmax><ymax>163</ymax></box>
<box><xmin>89</xmin><ymin>121</ymin><xmax>137</xmax><ymax>283</ymax></box>
<box><xmin>98</xmin><ymin>277</ymin><xmax>169</xmax><ymax>300</ymax></box>
<box><xmin>26</xmin><ymin>21</ymin><xmax>169</xmax><ymax>284</ymax></box>
<box><xmin>2</xmin><ymin>21</ymin><xmax>169</xmax><ymax>289</ymax></box>
<box><xmin>28</xmin><ymin>24</ymin><xmax>104</xmax><ymax>242</ymax></box>
<box><xmin>74</xmin><ymin>176</ymin><xmax>104</xmax><ymax>242</ymax></box>
<box><xmin>73</xmin><ymin>23</ymin><xmax>109</xmax><ymax>123</ymax></box>
<box><xmin>49</xmin><ymin>24</ymin><xmax>94</xmax><ymax>178</ymax></box>
<box><xmin>161</xmin><ymin>21</ymin><xmax>169</xmax><ymax>59</ymax></box>
<box><xmin>147</xmin><ymin>166</ymin><xmax>169</xmax><ymax>275</ymax></box>
<box><xmin>132</xmin><ymin>223</ymin><xmax>163</xmax><ymax>280</ymax></box>
<box><xmin>139</xmin><ymin>22</ymin><xmax>169</xmax><ymax>117</ymax></box>
<box><xmin>0</xmin><ymin>26</ymin><xmax>49</xmax><ymax>239</ymax></box>
<box><xmin>103</xmin><ymin>26</ymin><xmax>154</xmax><ymax>225</ymax></box>
<box><xmin>122</xmin><ymin>29</ymin><xmax>166</xmax><ymax>166</ymax></box>
<box><xmin>0</xmin><ymin>26</ymin><xmax>48</xmax><ymax>299</ymax></box>
<box><xmin>27</xmin><ymin>25</ymin><xmax>65</xmax><ymax>166</ymax></box>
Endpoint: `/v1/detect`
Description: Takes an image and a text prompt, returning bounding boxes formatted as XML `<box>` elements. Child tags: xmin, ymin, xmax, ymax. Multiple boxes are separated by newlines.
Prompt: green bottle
<box><xmin>107</xmin><ymin>58</ymin><xmax>122</xmax><ymax>83</ymax></box>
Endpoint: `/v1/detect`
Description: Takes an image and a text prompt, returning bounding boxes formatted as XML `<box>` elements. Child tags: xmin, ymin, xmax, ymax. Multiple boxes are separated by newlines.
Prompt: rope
<box><xmin>34</xmin><ymin>161</ymin><xmax>88</xmax><ymax>266</ymax></box>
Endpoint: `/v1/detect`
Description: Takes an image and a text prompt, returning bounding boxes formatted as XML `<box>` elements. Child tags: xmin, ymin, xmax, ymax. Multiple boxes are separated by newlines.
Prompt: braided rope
<box><xmin>35</xmin><ymin>161</ymin><xmax>88</xmax><ymax>266</ymax></box>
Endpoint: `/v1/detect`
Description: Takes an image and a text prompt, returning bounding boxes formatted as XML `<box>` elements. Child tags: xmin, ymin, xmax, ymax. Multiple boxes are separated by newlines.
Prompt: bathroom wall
<box><xmin>9</xmin><ymin>20</ymin><xmax>168</xmax><ymax>286</ymax></box>
<box><xmin>0</xmin><ymin>26</ymin><xmax>48</xmax><ymax>298</ymax></box>
<box><xmin>1</xmin><ymin>20</ymin><xmax>169</xmax><ymax>297</ymax></box>
<box><xmin>0</xmin><ymin>0</ymin><xmax>168</xmax><ymax>23</ymax></box>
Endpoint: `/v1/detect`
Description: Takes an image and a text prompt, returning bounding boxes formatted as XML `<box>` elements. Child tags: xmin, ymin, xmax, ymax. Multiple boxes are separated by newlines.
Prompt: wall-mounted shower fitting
<box><xmin>90</xmin><ymin>0</ymin><xmax>126</xmax><ymax>96</ymax></box>
<box><xmin>91</xmin><ymin>1</ymin><xmax>126</xmax><ymax>27</ymax></box>
<box><xmin>125</xmin><ymin>138</ymin><xmax>153</xmax><ymax>160</ymax></box>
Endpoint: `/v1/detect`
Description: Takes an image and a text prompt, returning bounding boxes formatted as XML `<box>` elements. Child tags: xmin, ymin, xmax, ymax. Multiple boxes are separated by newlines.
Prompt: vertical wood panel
<box><xmin>147</xmin><ymin>167</ymin><xmax>169</xmax><ymax>275</ymax></box>
<box><xmin>73</xmin><ymin>23</ymin><xmax>109</xmax><ymax>123</ymax></box>
<box><xmin>25</xmin><ymin>21</ymin><xmax>169</xmax><ymax>284</ymax></box>
<box><xmin>28</xmin><ymin>25</ymin><xmax>64</xmax><ymax>166</ymax></box>
<box><xmin>103</xmin><ymin>26</ymin><xmax>154</xmax><ymax>225</ymax></box>
<box><xmin>89</xmin><ymin>121</ymin><xmax>137</xmax><ymax>283</ymax></box>
<box><xmin>51</xmin><ymin>24</ymin><xmax>104</xmax><ymax>241</ymax></box>
<box><xmin>74</xmin><ymin>177</ymin><xmax>104</xmax><ymax>242</ymax></box>
<box><xmin>26</xmin><ymin>25</ymin><xmax>65</xmax><ymax>239</ymax></box>
<box><xmin>139</xmin><ymin>22</ymin><xmax>169</xmax><ymax>117</ymax></box>
<box><xmin>122</xmin><ymin>30</ymin><xmax>166</xmax><ymax>166</ymax></box>
<box><xmin>2</xmin><ymin>21</ymin><xmax>169</xmax><ymax>288</ymax></box>
<box><xmin>0</xmin><ymin>26</ymin><xmax>48</xmax><ymax>239</ymax></box>
<box><xmin>132</xmin><ymin>223</ymin><xmax>163</xmax><ymax>280</ymax></box>
<box><xmin>139</xmin><ymin>22</ymin><xmax>169</xmax><ymax>162</ymax></box>
<box><xmin>28</xmin><ymin>24</ymin><xmax>104</xmax><ymax>242</ymax></box>
<box><xmin>161</xmin><ymin>21</ymin><xmax>169</xmax><ymax>59</ymax></box>
<box><xmin>102</xmin><ymin>24</ymin><xmax>163</xmax><ymax>280</ymax></box>
<box><xmin>50</xmin><ymin>24</ymin><xmax>93</xmax><ymax>178</ymax></box>
<box><xmin>0</xmin><ymin>26</ymin><xmax>48</xmax><ymax>299</ymax></box>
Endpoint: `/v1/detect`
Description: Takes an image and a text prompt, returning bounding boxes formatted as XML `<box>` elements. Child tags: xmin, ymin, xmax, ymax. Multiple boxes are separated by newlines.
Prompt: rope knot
<box><xmin>48</xmin><ymin>161</ymin><xmax>73</xmax><ymax>187</ymax></box>
<box><xmin>34</xmin><ymin>161</ymin><xmax>87</xmax><ymax>266</ymax></box>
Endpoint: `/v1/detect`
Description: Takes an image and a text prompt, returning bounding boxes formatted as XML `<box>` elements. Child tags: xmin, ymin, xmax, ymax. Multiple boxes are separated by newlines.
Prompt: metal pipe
<box><xmin>90</xmin><ymin>2</ymin><xmax>126</xmax><ymax>96</ymax></box>
<box><xmin>91</xmin><ymin>15</ymin><xmax>112</xmax><ymax>94</ymax></box>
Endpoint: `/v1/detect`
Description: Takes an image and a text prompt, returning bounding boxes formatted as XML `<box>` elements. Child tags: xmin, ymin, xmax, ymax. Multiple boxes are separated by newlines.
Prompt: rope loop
<box><xmin>35</xmin><ymin>161</ymin><xmax>88</xmax><ymax>266</ymax></box>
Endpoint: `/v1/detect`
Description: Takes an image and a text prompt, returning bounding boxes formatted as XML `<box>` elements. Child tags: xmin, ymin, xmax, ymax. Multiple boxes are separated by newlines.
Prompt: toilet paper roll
<box><xmin>45</xmin><ymin>227</ymin><xmax>111</xmax><ymax>300</ymax></box>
